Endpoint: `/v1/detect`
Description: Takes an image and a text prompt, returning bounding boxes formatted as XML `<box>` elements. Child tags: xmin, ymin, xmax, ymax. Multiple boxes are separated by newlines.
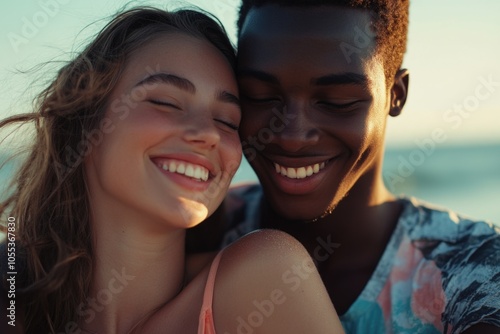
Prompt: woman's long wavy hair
<box><xmin>0</xmin><ymin>7</ymin><xmax>235</xmax><ymax>333</ymax></box>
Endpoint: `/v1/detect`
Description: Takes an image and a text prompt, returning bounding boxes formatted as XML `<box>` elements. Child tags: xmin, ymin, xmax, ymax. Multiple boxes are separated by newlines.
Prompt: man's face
<box><xmin>237</xmin><ymin>5</ymin><xmax>394</xmax><ymax>220</ymax></box>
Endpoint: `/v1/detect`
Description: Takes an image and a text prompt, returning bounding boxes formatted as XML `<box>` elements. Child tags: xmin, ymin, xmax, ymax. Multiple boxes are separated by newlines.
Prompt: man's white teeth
<box><xmin>274</xmin><ymin>161</ymin><xmax>326</xmax><ymax>179</ymax></box>
<box><xmin>160</xmin><ymin>160</ymin><xmax>209</xmax><ymax>181</ymax></box>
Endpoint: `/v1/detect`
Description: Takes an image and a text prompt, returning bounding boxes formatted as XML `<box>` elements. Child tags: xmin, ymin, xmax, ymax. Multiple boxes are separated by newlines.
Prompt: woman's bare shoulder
<box><xmin>213</xmin><ymin>229</ymin><xmax>344</xmax><ymax>334</ymax></box>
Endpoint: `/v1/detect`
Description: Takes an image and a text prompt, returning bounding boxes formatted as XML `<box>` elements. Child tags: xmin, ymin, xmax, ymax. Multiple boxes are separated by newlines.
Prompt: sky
<box><xmin>0</xmin><ymin>0</ymin><xmax>499</xmax><ymax>149</ymax></box>
<box><xmin>0</xmin><ymin>1</ymin><xmax>499</xmax><ymax>223</ymax></box>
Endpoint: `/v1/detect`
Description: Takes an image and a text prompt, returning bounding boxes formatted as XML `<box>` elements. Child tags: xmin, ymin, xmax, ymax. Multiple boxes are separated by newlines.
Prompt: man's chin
<box><xmin>270</xmin><ymin>201</ymin><xmax>335</xmax><ymax>223</ymax></box>
<box><xmin>268</xmin><ymin>191</ymin><xmax>346</xmax><ymax>223</ymax></box>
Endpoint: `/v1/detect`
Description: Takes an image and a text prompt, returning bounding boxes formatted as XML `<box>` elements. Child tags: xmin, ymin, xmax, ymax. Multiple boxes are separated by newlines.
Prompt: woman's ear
<box><xmin>389</xmin><ymin>69</ymin><xmax>409</xmax><ymax>117</ymax></box>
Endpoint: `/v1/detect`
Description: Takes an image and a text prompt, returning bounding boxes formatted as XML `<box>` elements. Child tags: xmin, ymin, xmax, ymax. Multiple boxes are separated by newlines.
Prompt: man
<box><xmin>188</xmin><ymin>1</ymin><xmax>500</xmax><ymax>332</ymax></box>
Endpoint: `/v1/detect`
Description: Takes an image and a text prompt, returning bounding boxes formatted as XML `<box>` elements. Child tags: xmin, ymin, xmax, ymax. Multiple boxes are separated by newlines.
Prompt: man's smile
<box><xmin>273</xmin><ymin>161</ymin><xmax>328</xmax><ymax>179</ymax></box>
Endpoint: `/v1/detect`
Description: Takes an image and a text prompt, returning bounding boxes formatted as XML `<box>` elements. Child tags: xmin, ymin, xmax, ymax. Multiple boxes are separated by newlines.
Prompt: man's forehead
<box><xmin>240</xmin><ymin>4</ymin><xmax>375</xmax><ymax>40</ymax></box>
<box><xmin>238</xmin><ymin>4</ymin><xmax>379</xmax><ymax>72</ymax></box>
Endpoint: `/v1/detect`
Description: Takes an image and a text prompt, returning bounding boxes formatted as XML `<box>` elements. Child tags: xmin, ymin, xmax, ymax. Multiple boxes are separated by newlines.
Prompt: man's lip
<box><xmin>150</xmin><ymin>153</ymin><xmax>217</xmax><ymax>177</ymax></box>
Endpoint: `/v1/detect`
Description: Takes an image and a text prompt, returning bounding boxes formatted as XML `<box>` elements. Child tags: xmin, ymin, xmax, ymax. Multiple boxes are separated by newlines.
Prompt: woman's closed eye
<box><xmin>215</xmin><ymin>118</ymin><xmax>239</xmax><ymax>131</ymax></box>
<box><xmin>148</xmin><ymin>99</ymin><xmax>181</xmax><ymax>110</ymax></box>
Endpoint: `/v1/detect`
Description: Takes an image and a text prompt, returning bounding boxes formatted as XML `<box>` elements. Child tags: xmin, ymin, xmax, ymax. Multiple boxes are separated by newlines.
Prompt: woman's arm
<box><xmin>214</xmin><ymin>229</ymin><xmax>344</xmax><ymax>334</ymax></box>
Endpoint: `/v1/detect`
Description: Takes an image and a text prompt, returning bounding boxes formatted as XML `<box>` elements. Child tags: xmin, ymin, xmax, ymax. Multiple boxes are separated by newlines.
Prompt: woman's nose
<box><xmin>181</xmin><ymin>115</ymin><xmax>221</xmax><ymax>150</ymax></box>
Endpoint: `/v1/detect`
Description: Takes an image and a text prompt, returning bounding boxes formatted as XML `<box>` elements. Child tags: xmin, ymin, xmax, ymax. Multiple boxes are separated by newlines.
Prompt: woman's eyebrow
<box><xmin>134</xmin><ymin>72</ymin><xmax>196</xmax><ymax>93</ymax></box>
<box><xmin>135</xmin><ymin>72</ymin><xmax>239</xmax><ymax>107</ymax></box>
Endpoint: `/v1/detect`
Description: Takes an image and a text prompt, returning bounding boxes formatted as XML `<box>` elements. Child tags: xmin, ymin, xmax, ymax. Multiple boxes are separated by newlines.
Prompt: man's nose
<box><xmin>272</xmin><ymin>101</ymin><xmax>320</xmax><ymax>153</ymax></box>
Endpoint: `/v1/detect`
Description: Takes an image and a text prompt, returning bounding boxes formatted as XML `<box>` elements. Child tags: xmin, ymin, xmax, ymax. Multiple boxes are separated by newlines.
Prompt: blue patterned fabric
<box><xmin>220</xmin><ymin>184</ymin><xmax>500</xmax><ymax>333</ymax></box>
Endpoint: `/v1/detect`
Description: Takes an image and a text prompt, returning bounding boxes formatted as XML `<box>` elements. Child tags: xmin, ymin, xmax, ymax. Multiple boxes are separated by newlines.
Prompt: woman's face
<box><xmin>85</xmin><ymin>33</ymin><xmax>241</xmax><ymax>230</ymax></box>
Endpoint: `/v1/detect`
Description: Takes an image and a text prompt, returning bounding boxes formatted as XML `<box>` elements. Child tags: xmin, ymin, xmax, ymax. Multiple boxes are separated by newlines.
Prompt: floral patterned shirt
<box><xmin>220</xmin><ymin>184</ymin><xmax>500</xmax><ymax>333</ymax></box>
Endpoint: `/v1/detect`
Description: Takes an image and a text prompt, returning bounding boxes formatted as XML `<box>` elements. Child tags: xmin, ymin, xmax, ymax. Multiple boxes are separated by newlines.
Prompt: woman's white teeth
<box><xmin>160</xmin><ymin>160</ymin><xmax>209</xmax><ymax>181</ymax></box>
<box><xmin>185</xmin><ymin>165</ymin><xmax>194</xmax><ymax>178</ymax></box>
<box><xmin>274</xmin><ymin>162</ymin><xmax>326</xmax><ymax>179</ymax></box>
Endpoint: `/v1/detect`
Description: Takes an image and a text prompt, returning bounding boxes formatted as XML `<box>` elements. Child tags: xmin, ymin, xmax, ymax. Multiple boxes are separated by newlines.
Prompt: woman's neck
<box><xmin>81</xmin><ymin>209</ymin><xmax>187</xmax><ymax>333</ymax></box>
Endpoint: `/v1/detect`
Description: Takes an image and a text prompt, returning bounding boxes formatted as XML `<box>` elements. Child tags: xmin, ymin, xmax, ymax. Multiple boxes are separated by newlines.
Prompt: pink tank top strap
<box><xmin>198</xmin><ymin>250</ymin><xmax>224</xmax><ymax>334</ymax></box>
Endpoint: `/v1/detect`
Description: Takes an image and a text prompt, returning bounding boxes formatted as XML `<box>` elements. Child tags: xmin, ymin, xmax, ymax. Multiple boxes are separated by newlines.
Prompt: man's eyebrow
<box><xmin>237</xmin><ymin>69</ymin><xmax>280</xmax><ymax>85</ymax></box>
<box><xmin>134</xmin><ymin>73</ymin><xmax>196</xmax><ymax>93</ymax></box>
<box><xmin>313</xmin><ymin>73</ymin><xmax>368</xmax><ymax>86</ymax></box>
<box><xmin>217</xmin><ymin>90</ymin><xmax>240</xmax><ymax>107</ymax></box>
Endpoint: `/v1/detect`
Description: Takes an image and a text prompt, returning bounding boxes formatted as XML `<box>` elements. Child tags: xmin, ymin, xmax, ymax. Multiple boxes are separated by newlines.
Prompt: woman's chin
<box><xmin>175</xmin><ymin>200</ymin><xmax>210</xmax><ymax>228</ymax></box>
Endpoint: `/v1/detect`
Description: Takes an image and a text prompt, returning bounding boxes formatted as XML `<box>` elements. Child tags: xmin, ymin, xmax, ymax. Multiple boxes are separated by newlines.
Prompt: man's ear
<box><xmin>389</xmin><ymin>69</ymin><xmax>409</xmax><ymax>117</ymax></box>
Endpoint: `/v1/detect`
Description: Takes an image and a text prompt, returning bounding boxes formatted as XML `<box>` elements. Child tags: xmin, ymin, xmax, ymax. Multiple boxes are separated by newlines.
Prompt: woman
<box><xmin>0</xmin><ymin>7</ymin><xmax>344</xmax><ymax>334</ymax></box>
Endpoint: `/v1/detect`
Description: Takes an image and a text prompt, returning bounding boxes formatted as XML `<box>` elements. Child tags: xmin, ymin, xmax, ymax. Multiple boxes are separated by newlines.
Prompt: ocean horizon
<box><xmin>232</xmin><ymin>143</ymin><xmax>500</xmax><ymax>224</ymax></box>
<box><xmin>1</xmin><ymin>143</ymin><xmax>499</xmax><ymax>224</ymax></box>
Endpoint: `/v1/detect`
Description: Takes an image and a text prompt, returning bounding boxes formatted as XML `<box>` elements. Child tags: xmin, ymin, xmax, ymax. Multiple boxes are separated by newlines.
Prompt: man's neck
<box><xmin>263</xmin><ymin>172</ymin><xmax>400</xmax><ymax>245</ymax></box>
<box><xmin>261</xmin><ymin>175</ymin><xmax>403</xmax><ymax>314</ymax></box>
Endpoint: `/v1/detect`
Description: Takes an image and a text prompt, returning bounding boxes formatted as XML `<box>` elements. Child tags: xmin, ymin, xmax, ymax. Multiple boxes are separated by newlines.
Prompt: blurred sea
<box><xmin>1</xmin><ymin>143</ymin><xmax>499</xmax><ymax>224</ymax></box>
<box><xmin>232</xmin><ymin>143</ymin><xmax>500</xmax><ymax>224</ymax></box>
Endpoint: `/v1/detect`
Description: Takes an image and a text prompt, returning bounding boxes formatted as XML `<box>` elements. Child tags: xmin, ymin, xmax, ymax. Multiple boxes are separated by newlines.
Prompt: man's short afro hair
<box><xmin>237</xmin><ymin>0</ymin><xmax>409</xmax><ymax>83</ymax></box>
